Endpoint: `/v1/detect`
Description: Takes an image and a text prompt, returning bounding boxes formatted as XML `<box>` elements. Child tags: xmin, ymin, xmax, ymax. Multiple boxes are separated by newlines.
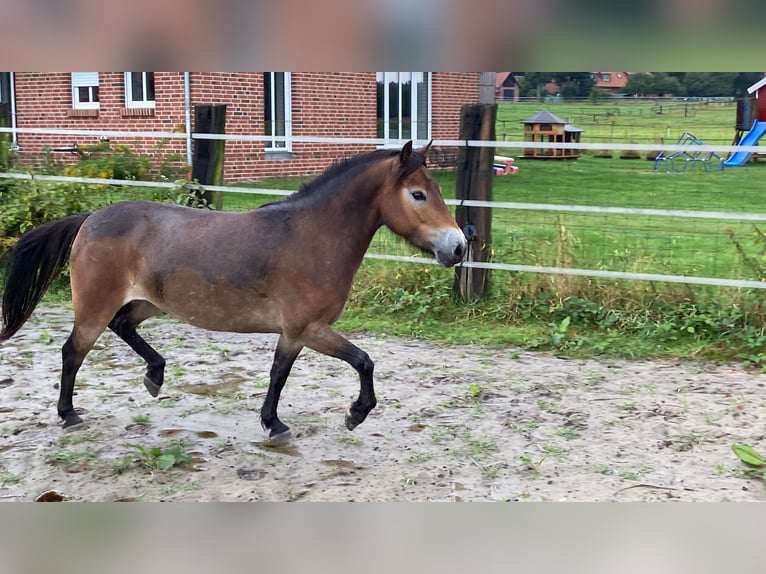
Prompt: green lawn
<box><xmin>496</xmin><ymin>99</ymin><xmax>738</xmax><ymax>146</ymax></box>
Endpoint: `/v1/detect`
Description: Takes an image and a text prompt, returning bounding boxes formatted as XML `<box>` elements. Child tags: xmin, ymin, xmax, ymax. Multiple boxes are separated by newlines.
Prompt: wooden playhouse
<box><xmin>521</xmin><ymin>109</ymin><xmax>582</xmax><ymax>159</ymax></box>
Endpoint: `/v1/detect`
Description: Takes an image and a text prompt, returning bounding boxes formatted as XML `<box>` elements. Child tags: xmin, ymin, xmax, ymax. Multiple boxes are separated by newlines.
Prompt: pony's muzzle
<box><xmin>432</xmin><ymin>228</ymin><xmax>468</xmax><ymax>267</ymax></box>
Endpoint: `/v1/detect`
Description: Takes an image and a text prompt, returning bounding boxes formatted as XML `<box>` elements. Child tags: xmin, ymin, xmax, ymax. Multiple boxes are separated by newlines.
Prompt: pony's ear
<box><xmin>418</xmin><ymin>140</ymin><xmax>433</xmax><ymax>156</ymax></box>
<box><xmin>399</xmin><ymin>140</ymin><xmax>413</xmax><ymax>165</ymax></box>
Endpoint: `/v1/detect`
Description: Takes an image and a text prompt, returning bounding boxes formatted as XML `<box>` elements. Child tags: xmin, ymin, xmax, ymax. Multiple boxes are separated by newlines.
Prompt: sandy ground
<box><xmin>1</xmin><ymin>305</ymin><xmax>765</xmax><ymax>502</ymax></box>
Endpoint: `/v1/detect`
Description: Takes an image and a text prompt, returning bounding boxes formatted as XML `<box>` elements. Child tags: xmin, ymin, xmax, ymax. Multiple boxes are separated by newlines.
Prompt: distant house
<box><xmin>521</xmin><ymin>109</ymin><xmax>582</xmax><ymax>160</ymax></box>
<box><xmin>592</xmin><ymin>72</ymin><xmax>631</xmax><ymax>94</ymax></box>
<box><xmin>0</xmin><ymin>72</ymin><xmax>481</xmax><ymax>182</ymax></box>
<box><xmin>495</xmin><ymin>72</ymin><xmax>520</xmax><ymax>101</ymax></box>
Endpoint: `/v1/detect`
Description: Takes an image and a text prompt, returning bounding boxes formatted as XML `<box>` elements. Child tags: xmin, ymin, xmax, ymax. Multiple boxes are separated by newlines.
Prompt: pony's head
<box><xmin>379</xmin><ymin>141</ymin><xmax>467</xmax><ymax>267</ymax></box>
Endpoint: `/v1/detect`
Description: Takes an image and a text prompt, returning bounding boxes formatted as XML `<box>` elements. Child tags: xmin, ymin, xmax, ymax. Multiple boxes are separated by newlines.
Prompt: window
<box><xmin>125</xmin><ymin>72</ymin><xmax>155</xmax><ymax>108</ymax></box>
<box><xmin>263</xmin><ymin>72</ymin><xmax>292</xmax><ymax>151</ymax></box>
<box><xmin>71</xmin><ymin>72</ymin><xmax>99</xmax><ymax>109</ymax></box>
<box><xmin>601</xmin><ymin>74</ymin><xmax>611</xmax><ymax>82</ymax></box>
<box><xmin>376</xmin><ymin>72</ymin><xmax>430</xmax><ymax>143</ymax></box>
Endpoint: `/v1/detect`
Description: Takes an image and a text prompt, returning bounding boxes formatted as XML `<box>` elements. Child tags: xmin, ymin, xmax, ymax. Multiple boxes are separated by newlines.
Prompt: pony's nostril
<box><xmin>454</xmin><ymin>243</ymin><xmax>465</xmax><ymax>259</ymax></box>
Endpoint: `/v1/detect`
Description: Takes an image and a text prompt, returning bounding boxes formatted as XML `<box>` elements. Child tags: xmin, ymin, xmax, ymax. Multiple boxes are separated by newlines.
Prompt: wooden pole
<box><xmin>0</xmin><ymin>103</ymin><xmax>9</xmax><ymax>170</ymax></box>
<box><xmin>191</xmin><ymin>104</ymin><xmax>227</xmax><ymax>210</ymax></box>
<box><xmin>454</xmin><ymin>103</ymin><xmax>497</xmax><ymax>302</ymax></box>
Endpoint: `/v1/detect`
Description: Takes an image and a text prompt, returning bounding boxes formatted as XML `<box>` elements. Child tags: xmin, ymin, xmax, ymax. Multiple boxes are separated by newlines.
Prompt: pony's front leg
<box><xmin>302</xmin><ymin>324</ymin><xmax>377</xmax><ymax>431</ymax></box>
<box><xmin>261</xmin><ymin>335</ymin><xmax>303</xmax><ymax>441</ymax></box>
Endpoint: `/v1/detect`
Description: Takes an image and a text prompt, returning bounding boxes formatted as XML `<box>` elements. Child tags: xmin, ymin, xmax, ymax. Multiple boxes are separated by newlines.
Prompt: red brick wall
<box><xmin>12</xmin><ymin>72</ymin><xmax>479</xmax><ymax>182</ymax></box>
<box><xmin>431</xmin><ymin>73</ymin><xmax>480</xmax><ymax>140</ymax></box>
<box><xmin>14</xmin><ymin>72</ymin><xmax>188</xmax><ymax>172</ymax></box>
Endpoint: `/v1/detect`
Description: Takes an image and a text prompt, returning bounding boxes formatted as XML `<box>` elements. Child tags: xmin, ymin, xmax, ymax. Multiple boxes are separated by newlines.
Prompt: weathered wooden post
<box><xmin>0</xmin><ymin>102</ymin><xmax>9</xmax><ymax>170</ymax></box>
<box><xmin>191</xmin><ymin>104</ymin><xmax>227</xmax><ymax>210</ymax></box>
<box><xmin>453</xmin><ymin>102</ymin><xmax>497</xmax><ymax>301</ymax></box>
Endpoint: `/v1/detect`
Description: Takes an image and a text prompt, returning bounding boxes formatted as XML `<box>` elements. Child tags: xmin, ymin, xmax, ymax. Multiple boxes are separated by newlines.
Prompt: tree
<box><xmin>733</xmin><ymin>73</ymin><xmax>764</xmax><ymax>97</ymax></box>
<box><xmin>623</xmin><ymin>73</ymin><xmax>653</xmax><ymax>96</ymax></box>
<box><xmin>518</xmin><ymin>73</ymin><xmax>552</xmax><ymax>100</ymax></box>
<box><xmin>551</xmin><ymin>73</ymin><xmax>595</xmax><ymax>99</ymax></box>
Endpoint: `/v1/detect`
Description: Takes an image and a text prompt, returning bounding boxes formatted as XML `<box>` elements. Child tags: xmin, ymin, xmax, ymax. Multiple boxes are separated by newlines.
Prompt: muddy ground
<box><xmin>1</xmin><ymin>305</ymin><xmax>765</xmax><ymax>502</ymax></box>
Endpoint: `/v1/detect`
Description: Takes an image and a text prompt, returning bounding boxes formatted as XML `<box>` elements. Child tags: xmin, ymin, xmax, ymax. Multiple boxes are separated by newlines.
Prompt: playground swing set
<box><xmin>655</xmin><ymin>81</ymin><xmax>766</xmax><ymax>173</ymax></box>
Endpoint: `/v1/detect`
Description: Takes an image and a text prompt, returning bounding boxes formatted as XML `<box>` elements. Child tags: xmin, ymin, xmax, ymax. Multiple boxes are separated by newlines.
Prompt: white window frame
<box><xmin>377</xmin><ymin>72</ymin><xmax>431</xmax><ymax>146</ymax></box>
<box><xmin>264</xmin><ymin>72</ymin><xmax>292</xmax><ymax>152</ymax></box>
<box><xmin>124</xmin><ymin>72</ymin><xmax>155</xmax><ymax>109</ymax></box>
<box><xmin>71</xmin><ymin>72</ymin><xmax>99</xmax><ymax>110</ymax></box>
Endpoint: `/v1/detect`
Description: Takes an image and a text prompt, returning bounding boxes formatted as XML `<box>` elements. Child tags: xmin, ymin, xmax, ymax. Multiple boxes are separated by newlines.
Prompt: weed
<box><xmin>45</xmin><ymin>448</ymin><xmax>98</xmax><ymax>469</ymax></box>
<box><xmin>337</xmin><ymin>435</ymin><xmax>361</xmax><ymax>446</ymax></box>
<box><xmin>407</xmin><ymin>451</ymin><xmax>433</xmax><ymax>464</ymax></box>
<box><xmin>732</xmin><ymin>444</ymin><xmax>766</xmax><ymax>484</ymax></box>
<box><xmin>555</xmin><ymin>427</ymin><xmax>581</xmax><ymax>440</ymax></box>
<box><xmin>131</xmin><ymin>414</ymin><xmax>151</xmax><ymax>425</ymax></box>
<box><xmin>666</xmin><ymin>432</ymin><xmax>707</xmax><ymax>452</ymax></box>
<box><xmin>37</xmin><ymin>329</ymin><xmax>54</xmax><ymax>344</ymax></box>
<box><xmin>58</xmin><ymin>430</ymin><xmax>102</xmax><ymax>447</ymax></box>
<box><xmin>0</xmin><ymin>473</ymin><xmax>22</xmax><ymax>486</ymax></box>
<box><xmin>122</xmin><ymin>442</ymin><xmax>193</xmax><ymax>473</ymax></box>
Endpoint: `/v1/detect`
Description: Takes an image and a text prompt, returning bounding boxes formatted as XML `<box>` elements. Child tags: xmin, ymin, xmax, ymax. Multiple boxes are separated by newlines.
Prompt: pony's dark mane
<box><xmin>259</xmin><ymin>147</ymin><xmax>427</xmax><ymax>210</ymax></box>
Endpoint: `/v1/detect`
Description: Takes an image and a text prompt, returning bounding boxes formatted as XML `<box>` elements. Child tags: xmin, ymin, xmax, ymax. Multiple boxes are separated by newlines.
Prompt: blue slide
<box><xmin>722</xmin><ymin>120</ymin><xmax>766</xmax><ymax>167</ymax></box>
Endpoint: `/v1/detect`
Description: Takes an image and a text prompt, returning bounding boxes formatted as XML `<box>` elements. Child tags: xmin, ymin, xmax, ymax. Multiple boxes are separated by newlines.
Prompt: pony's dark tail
<box><xmin>0</xmin><ymin>214</ymin><xmax>89</xmax><ymax>341</ymax></box>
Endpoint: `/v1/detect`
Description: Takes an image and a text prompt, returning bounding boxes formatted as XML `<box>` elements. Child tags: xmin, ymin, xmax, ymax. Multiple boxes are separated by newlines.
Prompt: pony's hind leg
<box><xmin>58</xmin><ymin>323</ymin><xmax>107</xmax><ymax>429</ymax></box>
<box><xmin>301</xmin><ymin>324</ymin><xmax>376</xmax><ymax>431</ymax></box>
<box><xmin>260</xmin><ymin>335</ymin><xmax>303</xmax><ymax>441</ymax></box>
<box><xmin>108</xmin><ymin>301</ymin><xmax>165</xmax><ymax>397</ymax></box>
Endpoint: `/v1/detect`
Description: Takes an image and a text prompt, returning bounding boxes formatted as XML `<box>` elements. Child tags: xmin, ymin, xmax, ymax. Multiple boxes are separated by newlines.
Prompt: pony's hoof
<box><xmin>62</xmin><ymin>414</ymin><xmax>87</xmax><ymax>431</ymax></box>
<box><xmin>268</xmin><ymin>429</ymin><xmax>293</xmax><ymax>445</ymax></box>
<box><xmin>143</xmin><ymin>376</ymin><xmax>162</xmax><ymax>398</ymax></box>
<box><xmin>345</xmin><ymin>410</ymin><xmax>360</xmax><ymax>431</ymax></box>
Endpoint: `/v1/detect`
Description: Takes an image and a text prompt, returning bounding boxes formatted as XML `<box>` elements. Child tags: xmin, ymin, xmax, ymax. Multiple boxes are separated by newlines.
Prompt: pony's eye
<box><xmin>410</xmin><ymin>190</ymin><xmax>427</xmax><ymax>202</ymax></box>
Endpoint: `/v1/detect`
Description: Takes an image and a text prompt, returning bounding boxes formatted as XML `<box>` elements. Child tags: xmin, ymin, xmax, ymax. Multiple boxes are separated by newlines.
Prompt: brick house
<box><xmin>0</xmin><ymin>72</ymin><xmax>481</xmax><ymax>182</ymax></box>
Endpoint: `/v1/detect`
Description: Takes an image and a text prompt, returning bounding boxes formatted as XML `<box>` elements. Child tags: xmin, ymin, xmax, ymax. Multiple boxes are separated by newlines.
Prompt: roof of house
<box><xmin>522</xmin><ymin>109</ymin><xmax>568</xmax><ymax>124</ymax></box>
<box><xmin>747</xmin><ymin>75</ymin><xmax>766</xmax><ymax>95</ymax></box>
<box><xmin>593</xmin><ymin>72</ymin><xmax>630</xmax><ymax>89</ymax></box>
<box><xmin>496</xmin><ymin>72</ymin><xmax>514</xmax><ymax>89</ymax></box>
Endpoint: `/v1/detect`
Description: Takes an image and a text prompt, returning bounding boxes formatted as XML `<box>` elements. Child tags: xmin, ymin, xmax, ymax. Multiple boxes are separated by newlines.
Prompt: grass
<box><xmin>496</xmin><ymin>99</ymin><xmax>737</xmax><ymax>146</ymax></box>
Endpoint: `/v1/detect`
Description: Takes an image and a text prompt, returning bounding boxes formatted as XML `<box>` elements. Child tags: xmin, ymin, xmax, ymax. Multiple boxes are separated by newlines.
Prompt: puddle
<box><xmin>159</xmin><ymin>428</ymin><xmax>219</xmax><ymax>439</ymax></box>
<box><xmin>237</xmin><ymin>467</ymin><xmax>267</xmax><ymax>481</ymax></box>
<box><xmin>250</xmin><ymin>440</ymin><xmax>302</xmax><ymax>457</ymax></box>
<box><xmin>177</xmin><ymin>379</ymin><xmax>245</xmax><ymax>397</ymax></box>
<box><xmin>35</xmin><ymin>490</ymin><xmax>66</xmax><ymax>502</ymax></box>
<box><xmin>0</xmin><ymin>440</ymin><xmax>37</xmax><ymax>453</ymax></box>
<box><xmin>185</xmin><ymin>450</ymin><xmax>209</xmax><ymax>472</ymax></box>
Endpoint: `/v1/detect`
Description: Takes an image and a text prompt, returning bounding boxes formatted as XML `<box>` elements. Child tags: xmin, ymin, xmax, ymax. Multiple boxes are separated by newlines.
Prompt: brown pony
<box><xmin>0</xmin><ymin>141</ymin><xmax>466</xmax><ymax>440</ymax></box>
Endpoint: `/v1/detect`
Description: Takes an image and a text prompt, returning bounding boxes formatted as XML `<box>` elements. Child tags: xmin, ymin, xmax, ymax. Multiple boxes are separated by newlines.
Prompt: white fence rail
<box><xmin>2</xmin><ymin>128</ymin><xmax>765</xmax><ymax>290</ymax></box>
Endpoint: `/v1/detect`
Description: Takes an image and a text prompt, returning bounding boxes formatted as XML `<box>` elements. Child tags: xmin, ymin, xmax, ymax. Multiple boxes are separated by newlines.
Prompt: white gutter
<box><xmin>184</xmin><ymin>72</ymin><xmax>192</xmax><ymax>165</ymax></box>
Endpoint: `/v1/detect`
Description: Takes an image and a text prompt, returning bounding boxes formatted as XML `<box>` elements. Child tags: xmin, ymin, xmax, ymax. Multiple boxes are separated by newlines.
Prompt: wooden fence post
<box><xmin>0</xmin><ymin>102</ymin><xmax>9</xmax><ymax>170</ymax></box>
<box><xmin>191</xmin><ymin>104</ymin><xmax>227</xmax><ymax>210</ymax></box>
<box><xmin>454</xmin><ymin>103</ymin><xmax>497</xmax><ymax>302</ymax></box>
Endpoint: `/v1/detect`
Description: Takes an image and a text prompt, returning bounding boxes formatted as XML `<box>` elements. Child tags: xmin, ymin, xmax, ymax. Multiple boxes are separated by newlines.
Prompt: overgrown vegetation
<box><xmin>0</xmin><ymin>142</ymin><xmax>196</xmax><ymax>251</ymax></box>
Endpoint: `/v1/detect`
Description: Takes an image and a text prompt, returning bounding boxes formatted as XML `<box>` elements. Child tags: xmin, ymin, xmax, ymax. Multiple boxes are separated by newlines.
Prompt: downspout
<box><xmin>9</xmin><ymin>72</ymin><xmax>17</xmax><ymax>145</ymax></box>
<box><xmin>184</xmin><ymin>72</ymin><xmax>192</xmax><ymax>165</ymax></box>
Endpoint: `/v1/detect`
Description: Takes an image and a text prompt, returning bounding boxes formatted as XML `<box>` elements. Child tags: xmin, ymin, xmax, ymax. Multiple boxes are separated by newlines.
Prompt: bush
<box><xmin>0</xmin><ymin>179</ymin><xmax>105</xmax><ymax>251</ymax></box>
